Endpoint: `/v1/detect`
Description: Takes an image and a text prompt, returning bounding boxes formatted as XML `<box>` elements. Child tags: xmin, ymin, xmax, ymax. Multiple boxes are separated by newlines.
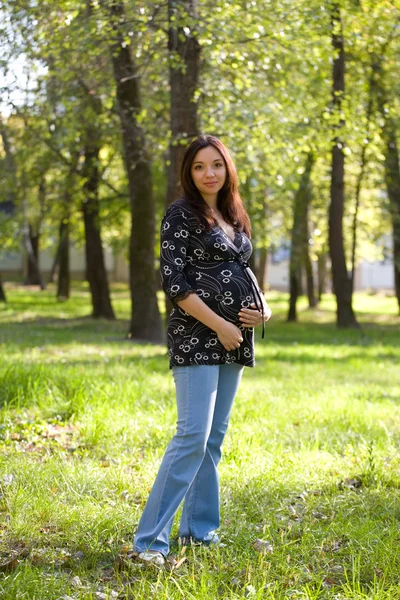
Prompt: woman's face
<box><xmin>190</xmin><ymin>145</ymin><xmax>227</xmax><ymax>200</ymax></box>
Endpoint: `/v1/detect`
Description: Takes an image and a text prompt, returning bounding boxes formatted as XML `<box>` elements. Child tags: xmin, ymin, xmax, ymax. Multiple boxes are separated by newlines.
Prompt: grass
<box><xmin>0</xmin><ymin>283</ymin><xmax>399</xmax><ymax>599</ymax></box>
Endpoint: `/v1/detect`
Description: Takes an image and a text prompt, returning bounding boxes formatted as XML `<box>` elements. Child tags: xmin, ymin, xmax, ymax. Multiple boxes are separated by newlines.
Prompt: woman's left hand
<box><xmin>238</xmin><ymin>302</ymin><xmax>272</xmax><ymax>328</ymax></box>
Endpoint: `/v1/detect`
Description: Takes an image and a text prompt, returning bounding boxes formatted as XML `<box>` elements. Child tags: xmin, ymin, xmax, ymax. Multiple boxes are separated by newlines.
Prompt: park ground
<box><xmin>0</xmin><ymin>284</ymin><xmax>399</xmax><ymax>599</ymax></box>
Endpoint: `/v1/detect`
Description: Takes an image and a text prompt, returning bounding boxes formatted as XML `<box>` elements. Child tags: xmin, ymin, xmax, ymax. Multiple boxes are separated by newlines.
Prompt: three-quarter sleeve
<box><xmin>160</xmin><ymin>204</ymin><xmax>196</xmax><ymax>303</ymax></box>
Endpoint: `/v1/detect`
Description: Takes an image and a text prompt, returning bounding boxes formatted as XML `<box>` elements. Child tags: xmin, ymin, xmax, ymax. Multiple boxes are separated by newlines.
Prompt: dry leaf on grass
<box><xmin>322</xmin><ymin>576</ymin><xmax>339</xmax><ymax>588</ymax></box>
<box><xmin>172</xmin><ymin>556</ymin><xmax>187</xmax><ymax>570</ymax></box>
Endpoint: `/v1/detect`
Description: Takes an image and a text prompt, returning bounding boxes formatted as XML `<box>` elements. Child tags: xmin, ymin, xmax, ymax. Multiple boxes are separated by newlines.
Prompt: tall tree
<box><xmin>56</xmin><ymin>160</ymin><xmax>78</xmax><ymax>301</ymax></box>
<box><xmin>166</xmin><ymin>0</ymin><xmax>200</xmax><ymax>208</ymax></box>
<box><xmin>26</xmin><ymin>176</ymin><xmax>47</xmax><ymax>286</ymax></box>
<box><xmin>328</xmin><ymin>2</ymin><xmax>358</xmax><ymax>328</ymax></box>
<box><xmin>104</xmin><ymin>0</ymin><xmax>163</xmax><ymax>342</ymax></box>
<box><xmin>0</xmin><ymin>274</ymin><xmax>5</xmax><ymax>302</ymax></box>
<box><xmin>81</xmin><ymin>84</ymin><xmax>115</xmax><ymax>319</ymax></box>
<box><xmin>287</xmin><ymin>152</ymin><xmax>315</xmax><ymax>322</ymax></box>
<box><xmin>375</xmin><ymin>76</ymin><xmax>400</xmax><ymax>313</ymax></box>
<box><xmin>56</xmin><ymin>214</ymin><xmax>69</xmax><ymax>301</ymax></box>
<box><xmin>82</xmin><ymin>122</ymin><xmax>116</xmax><ymax>319</ymax></box>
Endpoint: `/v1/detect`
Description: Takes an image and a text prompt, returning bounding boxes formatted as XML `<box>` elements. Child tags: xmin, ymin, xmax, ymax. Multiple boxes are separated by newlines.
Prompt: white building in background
<box><xmin>0</xmin><ymin>243</ymin><xmax>395</xmax><ymax>292</ymax></box>
<box><xmin>0</xmin><ymin>245</ymin><xmax>130</xmax><ymax>284</ymax></box>
<box><xmin>264</xmin><ymin>237</ymin><xmax>394</xmax><ymax>292</ymax></box>
<box><xmin>266</xmin><ymin>256</ymin><xmax>394</xmax><ymax>292</ymax></box>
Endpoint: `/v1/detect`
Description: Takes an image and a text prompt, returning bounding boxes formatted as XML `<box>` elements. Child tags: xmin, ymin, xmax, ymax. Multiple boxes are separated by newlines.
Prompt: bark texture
<box><xmin>107</xmin><ymin>0</ymin><xmax>163</xmax><ymax>342</ymax></box>
<box><xmin>57</xmin><ymin>216</ymin><xmax>70</xmax><ymax>300</ymax></box>
<box><xmin>317</xmin><ymin>250</ymin><xmax>328</xmax><ymax>301</ymax></box>
<box><xmin>304</xmin><ymin>244</ymin><xmax>317</xmax><ymax>308</ymax></box>
<box><xmin>373</xmin><ymin>68</ymin><xmax>400</xmax><ymax>313</ymax></box>
<box><xmin>287</xmin><ymin>152</ymin><xmax>315</xmax><ymax>322</ymax></box>
<box><xmin>166</xmin><ymin>0</ymin><xmax>200</xmax><ymax>208</ymax></box>
<box><xmin>381</xmin><ymin>114</ymin><xmax>400</xmax><ymax>313</ymax></box>
<box><xmin>0</xmin><ymin>274</ymin><xmax>6</xmax><ymax>302</ymax></box>
<box><xmin>328</xmin><ymin>3</ymin><xmax>359</xmax><ymax>328</ymax></box>
<box><xmin>258</xmin><ymin>247</ymin><xmax>268</xmax><ymax>293</ymax></box>
<box><xmin>26</xmin><ymin>224</ymin><xmax>42</xmax><ymax>286</ymax></box>
<box><xmin>56</xmin><ymin>164</ymin><xmax>77</xmax><ymax>301</ymax></box>
<box><xmin>350</xmin><ymin>83</ymin><xmax>373</xmax><ymax>294</ymax></box>
<box><xmin>82</xmin><ymin>117</ymin><xmax>115</xmax><ymax>319</ymax></box>
<box><xmin>26</xmin><ymin>177</ymin><xmax>47</xmax><ymax>287</ymax></box>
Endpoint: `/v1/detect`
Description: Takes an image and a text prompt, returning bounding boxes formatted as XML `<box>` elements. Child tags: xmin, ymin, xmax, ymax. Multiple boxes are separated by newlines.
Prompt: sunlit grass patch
<box><xmin>0</xmin><ymin>285</ymin><xmax>399</xmax><ymax>598</ymax></box>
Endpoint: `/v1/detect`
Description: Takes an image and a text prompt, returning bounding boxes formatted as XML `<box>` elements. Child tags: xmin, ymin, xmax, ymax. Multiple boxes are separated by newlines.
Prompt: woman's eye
<box><xmin>194</xmin><ymin>165</ymin><xmax>202</xmax><ymax>170</ymax></box>
<box><xmin>215</xmin><ymin>163</ymin><xmax>223</xmax><ymax>167</ymax></box>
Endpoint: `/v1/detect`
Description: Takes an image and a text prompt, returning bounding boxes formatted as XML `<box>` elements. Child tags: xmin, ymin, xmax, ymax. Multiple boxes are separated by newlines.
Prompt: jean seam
<box><xmin>188</xmin><ymin>464</ymin><xmax>200</xmax><ymax>536</ymax></box>
<box><xmin>188</xmin><ymin>366</ymin><xmax>205</xmax><ymax>537</ymax></box>
<box><xmin>189</xmin><ymin>365</ymin><xmax>218</xmax><ymax>539</ymax></box>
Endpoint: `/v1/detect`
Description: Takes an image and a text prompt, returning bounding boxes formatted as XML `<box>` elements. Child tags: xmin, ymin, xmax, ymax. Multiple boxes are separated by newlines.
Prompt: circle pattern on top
<box><xmin>160</xmin><ymin>199</ymin><xmax>265</xmax><ymax>369</ymax></box>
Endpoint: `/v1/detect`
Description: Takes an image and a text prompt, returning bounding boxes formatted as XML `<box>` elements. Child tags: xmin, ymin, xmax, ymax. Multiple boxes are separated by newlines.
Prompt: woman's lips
<box><xmin>204</xmin><ymin>182</ymin><xmax>217</xmax><ymax>186</ymax></box>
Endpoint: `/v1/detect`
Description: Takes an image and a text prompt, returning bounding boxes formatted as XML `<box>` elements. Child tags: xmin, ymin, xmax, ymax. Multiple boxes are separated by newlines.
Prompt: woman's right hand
<box><xmin>215</xmin><ymin>320</ymin><xmax>244</xmax><ymax>351</ymax></box>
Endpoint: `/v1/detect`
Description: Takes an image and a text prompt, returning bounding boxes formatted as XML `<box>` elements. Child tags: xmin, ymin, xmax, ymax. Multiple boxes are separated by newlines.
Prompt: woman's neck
<box><xmin>201</xmin><ymin>193</ymin><xmax>218</xmax><ymax>210</ymax></box>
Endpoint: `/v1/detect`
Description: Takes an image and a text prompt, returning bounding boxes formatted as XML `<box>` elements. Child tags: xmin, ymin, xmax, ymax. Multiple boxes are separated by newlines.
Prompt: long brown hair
<box><xmin>180</xmin><ymin>135</ymin><xmax>251</xmax><ymax>237</ymax></box>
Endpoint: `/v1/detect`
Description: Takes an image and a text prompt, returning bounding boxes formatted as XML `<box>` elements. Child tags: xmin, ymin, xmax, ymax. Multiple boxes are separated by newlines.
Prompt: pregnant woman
<box><xmin>133</xmin><ymin>134</ymin><xmax>272</xmax><ymax>566</ymax></box>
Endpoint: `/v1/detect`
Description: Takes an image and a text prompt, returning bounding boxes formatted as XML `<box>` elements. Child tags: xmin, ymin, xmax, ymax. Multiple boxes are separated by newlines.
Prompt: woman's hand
<box><xmin>238</xmin><ymin>302</ymin><xmax>272</xmax><ymax>328</ymax></box>
<box><xmin>215</xmin><ymin>320</ymin><xmax>244</xmax><ymax>351</ymax></box>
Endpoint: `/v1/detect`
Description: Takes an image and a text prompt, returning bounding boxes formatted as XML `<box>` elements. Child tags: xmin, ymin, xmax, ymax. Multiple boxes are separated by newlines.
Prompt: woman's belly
<box><xmin>185</xmin><ymin>261</ymin><xmax>254</xmax><ymax>324</ymax></box>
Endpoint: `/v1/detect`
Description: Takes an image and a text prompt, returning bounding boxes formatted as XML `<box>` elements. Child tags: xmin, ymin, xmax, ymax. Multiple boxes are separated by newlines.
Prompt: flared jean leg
<box><xmin>133</xmin><ymin>365</ymin><xmax>221</xmax><ymax>557</ymax></box>
<box><xmin>179</xmin><ymin>363</ymin><xmax>244</xmax><ymax>542</ymax></box>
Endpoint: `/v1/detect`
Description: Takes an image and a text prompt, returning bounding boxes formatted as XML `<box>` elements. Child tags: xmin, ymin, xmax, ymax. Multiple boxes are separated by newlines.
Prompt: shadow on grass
<box><xmin>1</xmin><ymin>314</ymin><xmax>399</xmax><ymax>348</ymax></box>
<box><xmin>0</xmin><ymin>317</ymin><xmax>167</xmax><ymax>348</ymax></box>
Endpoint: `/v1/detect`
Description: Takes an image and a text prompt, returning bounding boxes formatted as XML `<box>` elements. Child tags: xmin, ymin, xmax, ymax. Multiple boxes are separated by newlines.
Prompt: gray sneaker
<box><xmin>137</xmin><ymin>551</ymin><xmax>165</xmax><ymax>568</ymax></box>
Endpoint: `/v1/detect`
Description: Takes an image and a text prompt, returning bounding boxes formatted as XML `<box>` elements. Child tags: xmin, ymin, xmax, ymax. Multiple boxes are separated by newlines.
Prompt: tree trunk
<box><xmin>164</xmin><ymin>0</ymin><xmax>200</xmax><ymax>317</ymax></box>
<box><xmin>0</xmin><ymin>274</ymin><xmax>6</xmax><ymax>302</ymax></box>
<box><xmin>106</xmin><ymin>0</ymin><xmax>163</xmax><ymax>342</ymax></box>
<box><xmin>381</xmin><ymin>116</ymin><xmax>400</xmax><ymax>313</ymax></box>
<box><xmin>49</xmin><ymin>242</ymin><xmax>61</xmax><ymax>284</ymax></box>
<box><xmin>56</xmin><ymin>158</ymin><xmax>79</xmax><ymax>300</ymax></box>
<box><xmin>328</xmin><ymin>3</ymin><xmax>359</xmax><ymax>328</ymax></box>
<box><xmin>255</xmin><ymin>195</ymin><xmax>269</xmax><ymax>291</ymax></box>
<box><xmin>317</xmin><ymin>250</ymin><xmax>328</xmax><ymax>301</ymax></box>
<box><xmin>249</xmin><ymin>249</ymin><xmax>257</xmax><ymax>274</ymax></box>
<box><xmin>304</xmin><ymin>246</ymin><xmax>317</xmax><ymax>308</ymax></box>
<box><xmin>22</xmin><ymin>218</ymin><xmax>45</xmax><ymax>290</ymax></box>
<box><xmin>287</xmin><ymin>152</ymin><xmax>315</xmax><ymax>322</ymax></box>
<box><xmin>373</xmin><ymin>70</ymin><xmax>400</xmax><ymax>314</ymax></box>
<box><xmin>166</xmin><ymin>0</ymin><xmax>200</xmax><ymax>208</ymax></box>
<box><xmin>57</xmin><ymin>217</ymin><xmax>70</xmax><ymax>300</ymax></box>
<box><xmin>82</xmin><ymin>127</ymin><xmax>115</xmax><ymax>319</ymax></box>
<box><xmin>26</xmin><ymin>224</ymin><xmax>42</xmax><ymax>286</ymax></box>
<box><xmin>350</xmin><ymin>146</ymin><xmax>365</xmax><ymax>295</ymax></box>
<box><xmin>350</xmin><ymin>84</ymin><xmax>373</xmax><ymax>294</ymax></box>
<box><xmin>258</xmin><ymin>246</ymin><xmax>268</xmax><ymax>292</ymax></box>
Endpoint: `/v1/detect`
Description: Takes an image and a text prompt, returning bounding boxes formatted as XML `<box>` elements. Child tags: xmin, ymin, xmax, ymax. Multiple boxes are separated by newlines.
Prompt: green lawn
<box><xmin>0</xmin><ymin>284</ymin><xmax>399</xmax><ymax>599</ymax></box>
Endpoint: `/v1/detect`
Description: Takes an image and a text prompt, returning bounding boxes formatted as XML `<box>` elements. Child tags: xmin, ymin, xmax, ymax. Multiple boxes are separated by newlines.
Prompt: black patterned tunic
<box><xmin>160</xmin><ymin>198</ymin><xmax>265</xmax><ymax>369</ymax></box>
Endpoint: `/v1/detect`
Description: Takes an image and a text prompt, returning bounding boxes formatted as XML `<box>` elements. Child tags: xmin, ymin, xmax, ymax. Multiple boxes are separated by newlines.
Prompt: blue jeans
<box><xmin>133</xmin><ymin>363</ymin><xmax>244</xmax><ymax>556</ymax></box>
